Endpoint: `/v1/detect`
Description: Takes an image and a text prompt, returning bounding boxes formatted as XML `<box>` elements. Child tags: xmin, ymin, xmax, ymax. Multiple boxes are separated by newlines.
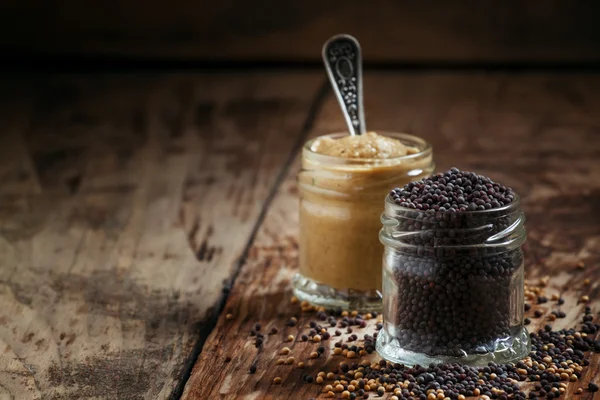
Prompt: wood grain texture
<box><xmin>182</xmin><ymin>73</ymin><xmax>600</xmax><ymax>399</ymax></box>
<box><xmin>0</xmin><ymin>73</ymin><xmax>322</xmax><ymax>399</ymax></box>
<box><xmin>1</xmin><ymin>1</ymin><xmax>600</xmax><ymax>63</ymax></box>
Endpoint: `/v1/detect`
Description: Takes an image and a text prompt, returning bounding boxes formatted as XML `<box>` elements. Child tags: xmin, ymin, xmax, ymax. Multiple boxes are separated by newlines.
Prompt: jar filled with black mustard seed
<box><xmin>377</xmin><ymin>168</ymin><xmax>531</xmax><ymax>366</ymax></box>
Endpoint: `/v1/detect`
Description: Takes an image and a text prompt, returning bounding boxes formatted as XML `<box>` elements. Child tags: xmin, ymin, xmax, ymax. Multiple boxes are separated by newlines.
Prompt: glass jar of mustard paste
<box><xmin>293</xmin><ymin>131</ymin><xmax>435</xmax><ymax>311</ymax></box>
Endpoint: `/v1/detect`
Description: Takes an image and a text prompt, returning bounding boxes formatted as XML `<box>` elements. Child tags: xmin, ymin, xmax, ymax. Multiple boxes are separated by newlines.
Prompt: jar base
<box><xmin>292</xmin><ymin>273</ymin><xmax>382</xmax><ymax>312</ymax></box>
<box><xmin>376</xmin><ymin>326</ymin><xmax>531</xmax><ymax>367</ymax></box>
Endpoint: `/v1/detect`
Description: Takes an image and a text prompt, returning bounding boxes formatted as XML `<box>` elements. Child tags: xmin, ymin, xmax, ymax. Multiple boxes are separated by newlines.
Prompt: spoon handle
<box><xmin>322</xmin><ymin>34</ymin><xmax>366</xmax><ymax>136</ymax></box>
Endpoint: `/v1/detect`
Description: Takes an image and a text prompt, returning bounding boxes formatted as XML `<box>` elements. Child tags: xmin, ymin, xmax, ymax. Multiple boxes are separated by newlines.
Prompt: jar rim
<box><xmin>384</xmin><ymin>192</ymin><xmax>522</xmax><ymax>215</ymax></box>
<box><xmin>303</xmin><ymin>131</ymin><xmax>433</xmax><ymax>165</ymax></box>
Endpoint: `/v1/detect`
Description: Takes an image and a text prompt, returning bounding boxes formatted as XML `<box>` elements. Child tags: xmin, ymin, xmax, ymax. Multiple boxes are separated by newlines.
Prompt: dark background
<box><xmin>2</xmin><ymin>0</ymin><xmax>600</xmax><ymax>68</ymax></box>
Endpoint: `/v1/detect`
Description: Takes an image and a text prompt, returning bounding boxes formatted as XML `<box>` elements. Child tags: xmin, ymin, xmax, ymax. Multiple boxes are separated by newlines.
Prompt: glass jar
<box><xmin>377</xmin><ymin>194</ymin><xmax>530</xmax><ymax>365</ymax></box>
<box><xmin>293</xmin><ymin>132</ymin><xmax>435</xmax><ymax>311</ymax></box>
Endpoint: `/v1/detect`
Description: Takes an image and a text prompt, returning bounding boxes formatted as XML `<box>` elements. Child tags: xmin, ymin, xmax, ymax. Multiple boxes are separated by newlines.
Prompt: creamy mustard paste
<box><xmin>311</xmin><ymin>131</ymin><xmax>419</xmax><ymax>159</ymax></box>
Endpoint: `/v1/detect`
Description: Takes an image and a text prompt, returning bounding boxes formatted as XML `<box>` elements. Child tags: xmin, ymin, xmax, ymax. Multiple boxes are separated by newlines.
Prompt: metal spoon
<box><xmin>322</xmin><ymin>34</ymin><xmax>366</xmax><ymax>136</ymax></box>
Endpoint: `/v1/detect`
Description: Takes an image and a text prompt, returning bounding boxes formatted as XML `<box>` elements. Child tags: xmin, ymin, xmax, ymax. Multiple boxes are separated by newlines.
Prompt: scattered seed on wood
<box><xmin>580</xmin><ymin>295</ymin><xmax>590</xmax><ymax>303</ymax></box>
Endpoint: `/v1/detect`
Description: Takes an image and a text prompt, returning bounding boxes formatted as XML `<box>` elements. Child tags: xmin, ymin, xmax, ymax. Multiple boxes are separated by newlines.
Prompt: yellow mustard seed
<box><xmin>560</xmin><ymin>372</ymin><xmax>569</xmax><ymax>380</ymax></box>
<box><xmin>342</xmin><ymin>391</ymin><xmax>350</xmax><ymax>399</ymax></box>
<box><xmin>316</xmin><ymin>376</ymin><xmax>324</xmax><ymax>384</ymax></box>
<box><xmin>285</xmin><ymin>356</ymin><xmax>295</xmax><ymax>365</ymax></box>
<box><xmin>327</xmin><ymin>372</ymin><xmax>335</xmax><ymax>380</ymax></box>
<box><xmin>580</xmin><ymin>295</ymin><xmax>590</xmax><ymax>303</ymax></box>
<box><xmin>310</xmin><ymin>351</ymin><xmax>319</xmax><ymax>359</ymax></box>
<box><xmin>348</xmin><ymin>384</ymin><xmax>355</xmax><ymax>392</ymax></box>
<box><xmin>347</xmin><ymin>351</ymin><xmax>357</xmax><ymax>358</ymax></box>
<box><xmin>327</xmin><ymin>391</ymin><xmax>335</xmax><ymax>398</ymax></box>
<box><xmin>225</xmin><ymin>313</ymin><xmax>233</xmax><ymax>320</ymax></box>
<box><xmin>324</xmin><ymin>384</ymin><xmax>333</xmax><ymax>391</ymax></box>
<box><xmin>273</xmin><ymin>377</ymin><xmax>282</xmax><ymax>384</ymax></box>
<box><xmin>297</xmin><ymin>361</ymin><xmax>305</xmax><ymax>368</ymax></box>
<box><xmin>313</xmin><ymin>335</ymin><xmax>322</xmax><ymax>342</ymax></box>
<box><xmin>275</xmin><ymin>359</ymin><xmax>285</xmax><ymax>365</ymax></box>
<box><xmin>333</xmin><ymin>348</ymin><xmax>343</xmax><ymax>355</ymax></box>
<box><xmin>335</xmin><ymin>384</ymin><xmax>344</xmax><ymax>392</ymax></box>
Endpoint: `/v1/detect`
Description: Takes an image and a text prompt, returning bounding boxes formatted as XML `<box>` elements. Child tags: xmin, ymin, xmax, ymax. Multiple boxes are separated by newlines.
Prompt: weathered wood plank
<box><xmin>182</xmin><ymin>73</ymin><xmax>600</xmax><ymax>399</ymax></box>
<box><xmin>0</xmin><ymin>73</ymin><xmax>323</xmax><ymax>399</ymax></box>
<box><xmin>1</xmin><ymin>1</ymin><xmax>600</xmax><ymax>63</ymax></box>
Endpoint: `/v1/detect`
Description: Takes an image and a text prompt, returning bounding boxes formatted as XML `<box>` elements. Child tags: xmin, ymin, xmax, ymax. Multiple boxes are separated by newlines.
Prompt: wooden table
<box><xmin>0</xmin><ymin>71</ymin><xmax>598</xmax><ymax>400</ymax></box>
